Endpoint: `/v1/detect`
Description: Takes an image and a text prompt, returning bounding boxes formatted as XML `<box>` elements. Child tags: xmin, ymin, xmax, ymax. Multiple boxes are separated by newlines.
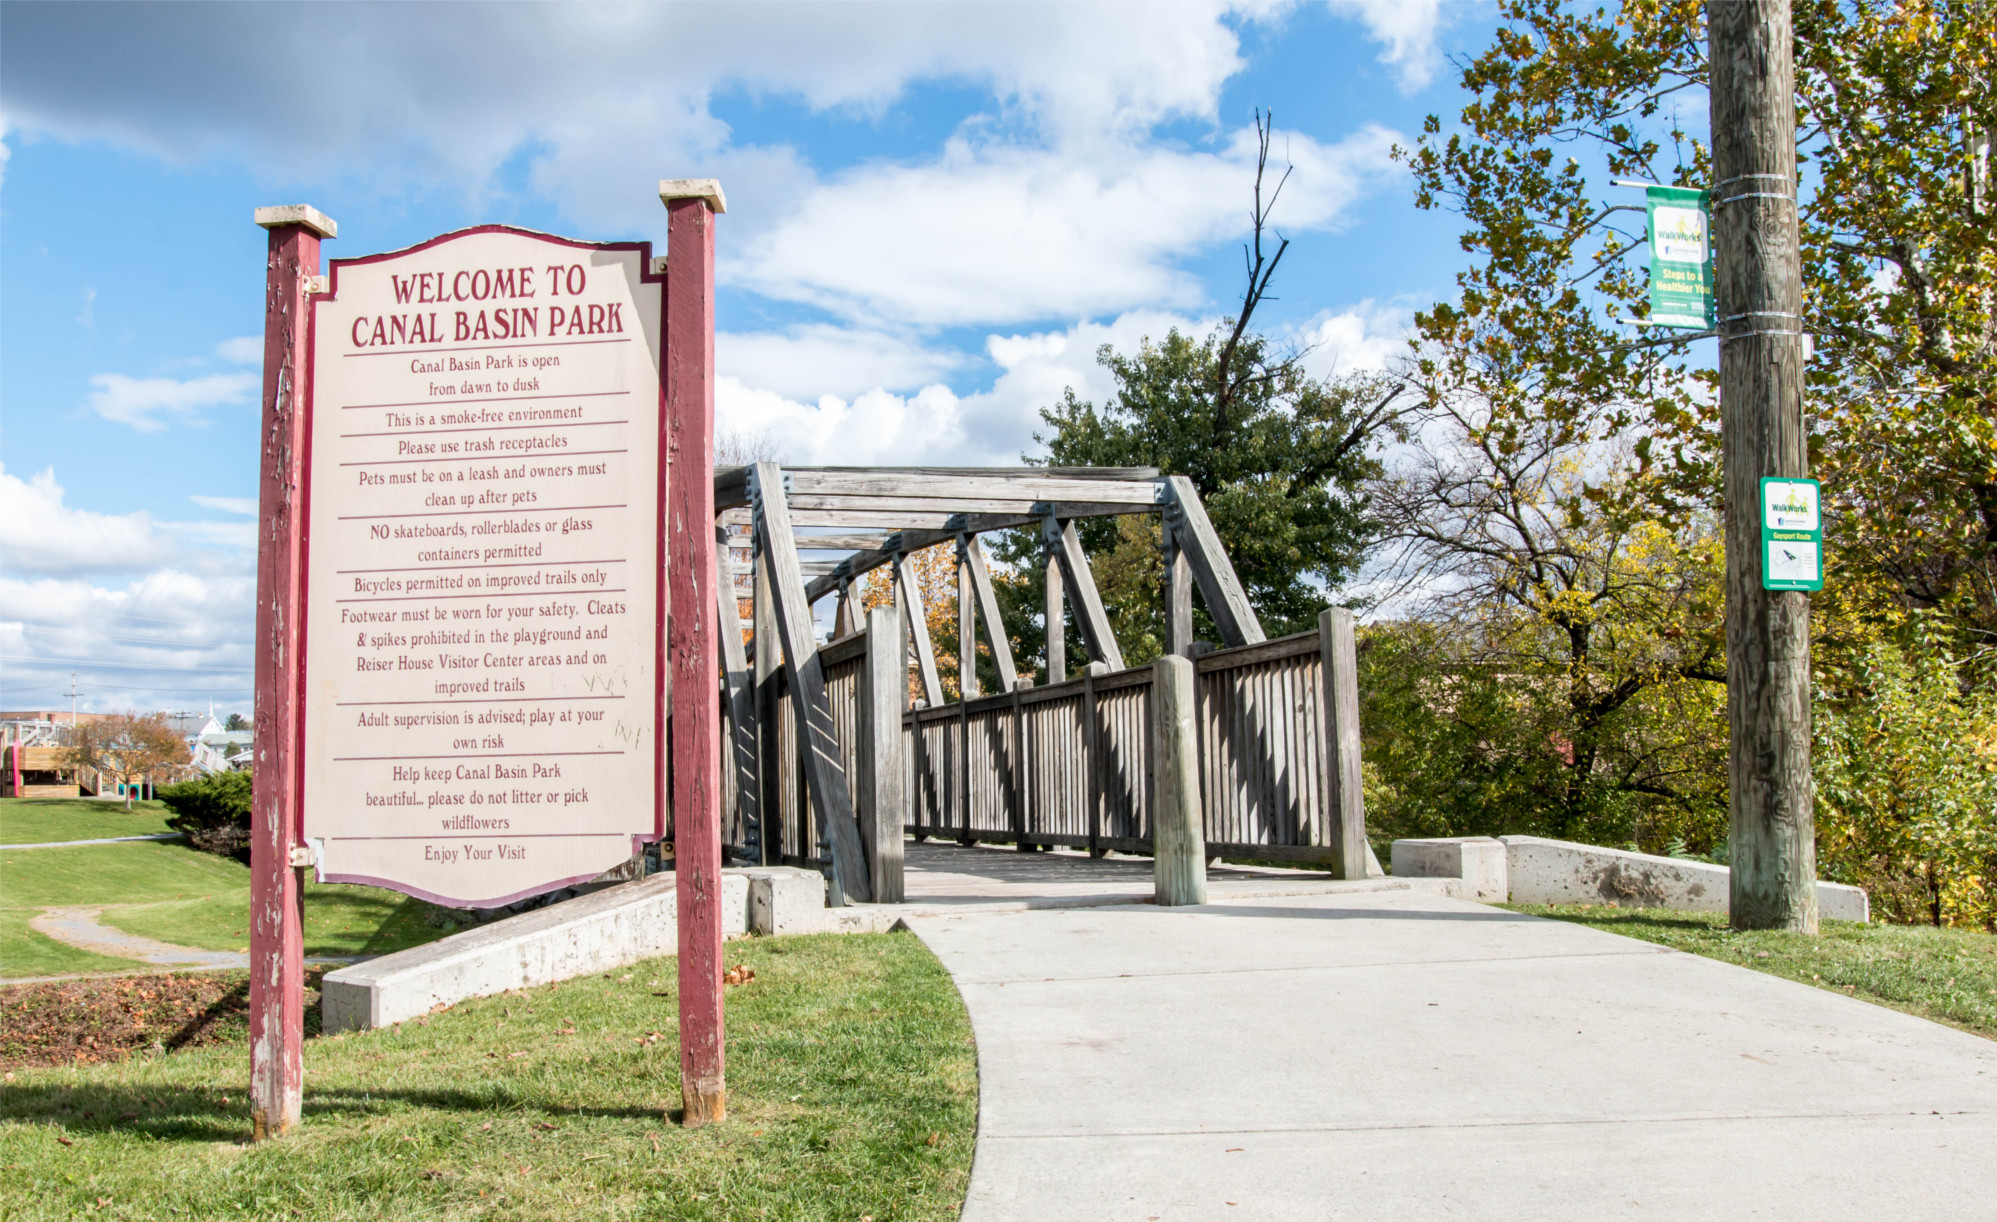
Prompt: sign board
<box><xmin>301</xmin><ymin>227</ymin><xmax>665</xmax><ymax>907</ymax></box>
<box><xmin>1647</xmin><ymin>185</ymin><xmax>1715</xmax><ymax>330</ymax></box>
<box><xmin>1760</xmin><ymin>477</ymin><xmax>1823</xmax><ymax>592</ymax></box>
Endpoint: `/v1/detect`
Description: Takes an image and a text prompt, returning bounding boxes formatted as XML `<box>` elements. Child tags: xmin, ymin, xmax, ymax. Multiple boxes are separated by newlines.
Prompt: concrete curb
<box><xmin>319</xmin><ymin>865</ymin><xmax>912</xmax><ymax>1031</ymax></box>
<box><xmin>1390</xmin><ymin>834</ymin><xmax>1870</xmax><ymax>921</ymax></box>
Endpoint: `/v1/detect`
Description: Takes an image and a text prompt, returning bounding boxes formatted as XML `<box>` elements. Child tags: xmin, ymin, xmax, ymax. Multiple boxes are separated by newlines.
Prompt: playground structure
<box><xmin>709</xmin><ymin>462</ymin><xmax>1370</xmax><ymax>905</ymax></box>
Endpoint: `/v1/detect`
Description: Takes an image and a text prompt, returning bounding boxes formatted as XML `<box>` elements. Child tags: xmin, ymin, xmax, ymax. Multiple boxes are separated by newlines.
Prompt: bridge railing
<box><xmin>735</xmin><ymin>613</ymin><xmax>1363</xmax><ymax>876</ymax></box>
<box><xmin>905</xmin><ymin>628</ymin><xmax>1342</xmax><ymax>863</ymax></box>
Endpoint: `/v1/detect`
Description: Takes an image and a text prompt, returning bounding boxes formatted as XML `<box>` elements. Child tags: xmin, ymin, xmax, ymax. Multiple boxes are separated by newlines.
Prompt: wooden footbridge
<box><xmin>704</xmin><ymin>463</ymin><xmax>1369</xmax><ymax>906</ymax></box>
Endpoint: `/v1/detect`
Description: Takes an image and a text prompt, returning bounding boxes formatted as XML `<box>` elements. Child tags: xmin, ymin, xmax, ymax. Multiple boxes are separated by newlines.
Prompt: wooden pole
<box><xmin>1162</xmin><ymin>476</ymin><xmax>1265</xmax><ymax>648</ymax></box>
<box><xmin>248</xmin><ymin>203</ymin><xmax>332</xmax><ymax>1142</ymax></box>
<box><xmin>663</xmin><ymin>179</ymin><xmax>728</xmax><ymax>1125</ymax></box>
<box><xmin>1164</xmin><ymin>507</ymin><xmax>1193</xmax><ymax>658</ymax></box>
<box><xmin>1044</xmin><ymin>517</ymin><xmax>1126</xmax><ymax>671</ymax></box>
<box><xmin>859</xmin><ymin>603</ymin><xmax>907</xmax><ymax>901</ymax></box>
<box><xmin>962</xmin><ymin>535</ymin><xmax>1018</xmax><ymax>692</ymax></box>
<box><xmin>1709</xmin><ymin>0</ymin><xmax>1817</xmax><ymax>933</ymax></box>
<box><xmin>1318</xmin><ymin>609</ymin><xmax>1369</xmax><ymax>880</ymax></box>
<box><xmin>956</xmin><ymin>537</ymin><xmax>979</xmax><ymax>700</ymax></box>
<box><xmin>716</xmin><ymin>526</ymin><xmax>760</xmax><ymax>864</ymax></box>
<box><xmin>1045</xmin><ymin>541</ymin><xmax>1066</xmax><ymax>683</ymax></box>
<box><xmin>752</xmin><ymin>463</ymin><xmax>873</xmax><ymax>906</ymax></box>
<box><xmin>895</xmin><ymin>551</ymin><xmax>945</xmax><ymax>707</ymax></box>
<box><xmin>1150</xmin><ymin>655</ymin><xmax>1206</xmax><ymax>905</ymax></box>
<box><xmin>753</xmin><ymin>544</ymin><xmax>785</xmax><ymax>865</ymax></box>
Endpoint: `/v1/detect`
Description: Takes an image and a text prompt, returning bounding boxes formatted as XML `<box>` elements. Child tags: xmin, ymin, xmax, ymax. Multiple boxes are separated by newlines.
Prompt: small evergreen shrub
<box><xmin>157</xmin><ymin>770</ymin><xmax>253</xmax><ymax>861</ymax></box>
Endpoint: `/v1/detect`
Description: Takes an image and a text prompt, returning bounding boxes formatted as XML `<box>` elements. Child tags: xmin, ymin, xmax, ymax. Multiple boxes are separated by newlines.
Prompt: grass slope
<box><xmin>0</xmin><ymin>798</ymin><xmax>174</xmax><ymax>846</ymax></box>
<box><xmin>1516</xmin><ymin>903</ymin><xmax>1997</xmax><ymax>1039</ymax></box>
<box><xmin>0</xmin><ymin>840</ymin><xmax>447</xmax><ymax>978</ymax></box>
<box><xmin>0</xmin><ymin>932</ymin><xmax>977</xmax><ymax>1221</ymax></box>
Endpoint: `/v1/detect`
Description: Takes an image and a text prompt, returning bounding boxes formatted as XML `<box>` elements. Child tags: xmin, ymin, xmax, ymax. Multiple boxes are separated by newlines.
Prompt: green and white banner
<box><xmin>1760</xmin><ymin>477</ymin><xmax>1824</xmax><ymax>592</ymax></box>
<box><xmin>1646</xmin><ymin>185</ymin><xmax>1715</xmax><ymax>330</ymax></box>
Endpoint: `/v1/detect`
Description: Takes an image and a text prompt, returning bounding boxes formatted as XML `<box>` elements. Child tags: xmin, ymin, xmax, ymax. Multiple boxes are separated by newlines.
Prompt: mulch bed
<box><xmin>0</xmin><ymin>969</ymin><xmax>324</xmax><ymax>1071</ymax></box>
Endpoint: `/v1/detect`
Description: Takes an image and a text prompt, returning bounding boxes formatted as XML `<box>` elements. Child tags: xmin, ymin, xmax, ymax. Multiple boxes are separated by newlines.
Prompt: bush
<box><xmin>156</xmin><ymin>770</ymin><xmax>253</xmax><ymax>861</ymax></box>
<box><xmin>1815</xmin><ymin>626</ymin><xmax>1997</xmax><ymax>928</ymax></box>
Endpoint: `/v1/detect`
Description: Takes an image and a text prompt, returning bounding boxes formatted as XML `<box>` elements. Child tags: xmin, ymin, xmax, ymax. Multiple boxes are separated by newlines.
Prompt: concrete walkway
<box><xmin>898</xmin><ymin>841</ymin><xmax>1370</xmax><ymax>913</ymax></box>
<box><xmin>908</xmin><ymin>882</ymin><xmax>1997</xmax><ymax>1221</ymax></box>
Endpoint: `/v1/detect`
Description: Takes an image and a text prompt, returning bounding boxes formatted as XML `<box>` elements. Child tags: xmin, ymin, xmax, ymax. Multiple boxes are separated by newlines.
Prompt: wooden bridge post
<box><xmin>717</xmin><ymin>526</ymin><xmax>760</xmax><ymax>863</ymax></box>
<box><xmin>753</xmin><ymin>548</ymin><xmax>782</xmax><ymax>865</ymax></box>
<box><xmin>859</xmin><ymin>604</ymin><xmax>907</xmax><ymax>902</ymax></box>
<box><xmin>1151</xmin><ymin>654</ymin><xmax>1207</xmax><ymax>905</ymax></box>
<box><xmin>1044</xmin><ymin>533</ymin><xmax>1066</xmax><ymax>682</ymax></box>
<box><xmin>751</xmin><ymin>461</ymin><xmax>873</xmax><ymax>907</ymax></box>
<box><xmin>1163</xmin><ymin>476</ymin><xmax>1265</xmax><ymax>648</ymax></box>
<box><xmin>1163</xmin><ymin>521</ymin><xmax>1194</xmax><ymax>657</ymax></box>
<box><xmin>1319</xmin><ymin>608</ymin><xmax>1369</xmax><ymax>880</ymax></box>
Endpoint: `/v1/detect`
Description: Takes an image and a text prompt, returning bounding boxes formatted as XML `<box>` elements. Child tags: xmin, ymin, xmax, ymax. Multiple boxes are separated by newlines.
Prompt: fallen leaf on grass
<box><xmin>54</xmin><ymin>1136</ymin><xmax>73</xmax><ymax>1147</ymax></box>
<box><xmin>508</xmin><ymin>1052</ymin><xmax>529</xmax><ymax>1060</ymax></box>
<box><xmin>926</xmin><ymin>1133</ymin><xmax>939</xmax><ymax>1147</ymax></box>
<box><xmin>722</xmin><ymin>964</ymin><xmax>756</xmax><ymax>986</ymax></box>
<box><xmin>534</xmin><ymin>1123</ymin><xmax>558</xmax><ymax>1131</ymax></box>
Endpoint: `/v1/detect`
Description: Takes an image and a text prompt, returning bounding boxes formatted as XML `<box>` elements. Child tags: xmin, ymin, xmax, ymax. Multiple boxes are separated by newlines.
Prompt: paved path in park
<box><xmin>12</xmin><ymin>907</ymin><xmax>363</xmax><ymax>983</ymax></box>
<box><xmin>3</xmin><ymin>833</ymin><xmax>185</xmax><ymax>849</ymax></box>
<box><xmin>905</xmin><ymin>875</ymin><xmax>1997</xmax><ymax>1221</ymax></box>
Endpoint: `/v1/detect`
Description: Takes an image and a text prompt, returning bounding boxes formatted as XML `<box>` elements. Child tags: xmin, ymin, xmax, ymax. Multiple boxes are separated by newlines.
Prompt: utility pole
<box><xmin>68</xmin><ymin>672</ymin><xmax>79</xmax><ymax>726</ymax></box>
<box><xmin>1709</xmin><ymin>0</ymin><xmax>1816</xmax><ymax>932</ymax></box>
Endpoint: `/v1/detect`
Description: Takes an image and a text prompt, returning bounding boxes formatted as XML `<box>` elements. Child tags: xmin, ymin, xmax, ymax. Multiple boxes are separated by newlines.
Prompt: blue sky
<box><xmin>0</xmin><ymin>0</ymin><xmax>1493</xmax><ymax>715</ymax></box>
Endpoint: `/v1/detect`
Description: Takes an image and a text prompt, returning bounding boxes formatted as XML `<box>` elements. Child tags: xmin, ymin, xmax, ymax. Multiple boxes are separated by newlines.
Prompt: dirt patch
<box><xmin>0</xmin><ymin>969</ymin><xmax>324</xmax><ymax>1070</ymax></box>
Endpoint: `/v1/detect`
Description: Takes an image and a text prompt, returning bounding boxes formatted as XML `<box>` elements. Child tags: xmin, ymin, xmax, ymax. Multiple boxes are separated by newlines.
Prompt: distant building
<box><xmin>189</xmin><ymin>717</ymin><xmax>255</xmax><ymax>774</ymax></box>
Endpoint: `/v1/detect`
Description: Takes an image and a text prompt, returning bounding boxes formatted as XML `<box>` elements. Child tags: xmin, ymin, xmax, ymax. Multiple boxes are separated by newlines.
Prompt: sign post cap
<box><xmin>659</xmin><ymin>178</ymin><xmax>727</xmax><ymax>214</ymax></box>
<box><xmin>254</xmin><ymin>205</ymin><xmax>338</xmax><ymax>239</ymax></box>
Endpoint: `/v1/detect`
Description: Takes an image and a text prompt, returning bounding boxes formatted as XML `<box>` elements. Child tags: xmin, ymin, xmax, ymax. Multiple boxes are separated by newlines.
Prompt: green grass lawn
<box><xmin>1</xmin><ymin>839</ymin><xmax>448</xmax><ymax>979</ymax></box>
<box><xmin>0</xmin><ymin>931</ymin><xmax>978</xmax><ymax>1221</ymax></box>
<box><xmin>1516</xmin><ymin>903</ymin><xmax>1997</xmax><ymax>1039</ymax></box>
<box><xmin>0</xmin><ymin>798</ymin><xmax>174</xmax><ymax>845</ymax></box>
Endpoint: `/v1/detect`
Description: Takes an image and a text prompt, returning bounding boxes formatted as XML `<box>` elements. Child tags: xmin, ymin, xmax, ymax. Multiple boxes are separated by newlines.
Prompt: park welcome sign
<box><xmin>247</xmin><ymin>183</ymin><xmax>730</xmax><ymax>1141</ymax></box>
<box><xmin>305</xmin><ymin>230</ymin><xmax>666</xmax><ymax>907</ymax></box>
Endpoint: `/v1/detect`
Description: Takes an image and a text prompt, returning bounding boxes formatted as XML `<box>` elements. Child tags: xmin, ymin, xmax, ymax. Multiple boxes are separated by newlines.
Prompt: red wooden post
<box><xmin>662</xmin><ymin>178</ymin><xmax>727</xmax><ymax>1127</ymax></box>
<box><xmin>248</xmin><ymin>204</ymin><xmax>333</xmax><ymax>1141</ymax></box>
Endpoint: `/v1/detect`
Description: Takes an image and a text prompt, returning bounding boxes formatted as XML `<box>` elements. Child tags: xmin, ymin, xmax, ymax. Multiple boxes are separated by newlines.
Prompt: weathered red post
<box><xmin>662</xmin><ymin>178</ymin><xmax>726</xmax><ymax>1126</ymax></box>
<box><xmin>248</xmin><ymin>203</ymin><xmax>334</xmax><ymax>1141</ymax></box>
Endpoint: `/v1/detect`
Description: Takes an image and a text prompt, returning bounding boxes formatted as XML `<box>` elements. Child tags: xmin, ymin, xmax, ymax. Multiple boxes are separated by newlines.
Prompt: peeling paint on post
<box><xmin>249</xmin><ymin>203</ymin><xmax>335</xmax><ymax>1141</ymax></box>
<box><xmin>662</xmin><ymin>178</ymin><xmax>727</xmax><ymax>1127</ymax></box>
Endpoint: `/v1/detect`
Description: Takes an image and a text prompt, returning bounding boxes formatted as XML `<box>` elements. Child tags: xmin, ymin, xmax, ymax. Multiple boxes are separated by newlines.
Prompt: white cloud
<box><xmin>188</xmin><ymin>495</ymin><xmax>258</xmax><ymax>516</ymax></box>
<box><xmin>0</xmin><ymin>463</ymin><xmax>168</xmax><ymax>575</ymax></box>
<box><xmin>715</xmin><ymin>309</ymin><xmax>1201</xmax><ymax>467</ymax></box>
<box><xmin>731</xmin><ymin>123</ymin><xmax>1401</xmax><ymax>328</ymax></box>
<box><xmin>1289</xmin><ymin>300</ymin><xmax>1413</xmax><ymax>379</ymax></box>
<box><xmin>1325</xmin><ymin>0</ymin><xmax>1451</xmax><ymax>91</ymax></box>
<box><xmin>214</xmin><ymin>336</ymin><xmax>262</xmax><ymax>364</ymax></box>
<box><xmin>4</xmin><ymin>5</ymin><xmax>1253</xmax><ymax>219</ymax></box>
<box><xmin>0</xmin><ymin>473</ymin><xmax>259</xmax><ymax>712</ymax></box>
<box><xmin>83</xmin><ymin>370</ymin><xmax>256</xmax><ymax>431</ymax></box>
<box><xmin>719</xmin><ymin>325</ymin><xmax>968</xmax><ymax>400</ymax></box>
<box><xmin>0</xmin><ymin>569</ymin><xmax>256</xmax><ymax>712</ymax></box>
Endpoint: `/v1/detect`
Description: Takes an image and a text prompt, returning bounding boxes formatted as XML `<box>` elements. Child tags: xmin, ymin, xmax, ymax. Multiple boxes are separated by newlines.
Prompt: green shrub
<box><xmin>155</xmin><ymin>770</ymin><xmax>252</xmax><ymax>861</ymax></box>
<box><xmin>1816</xmin><ymin>625</ymin><xmax>1997</xmax><ymax>928</ymax></box>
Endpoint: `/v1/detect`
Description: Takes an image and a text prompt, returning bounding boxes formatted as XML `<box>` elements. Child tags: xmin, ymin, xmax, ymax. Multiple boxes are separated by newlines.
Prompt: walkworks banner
<box><xmin>1647</xmin><ymin>185</ymin><xmax>1715</xmax><ymax>330</ymax></box>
